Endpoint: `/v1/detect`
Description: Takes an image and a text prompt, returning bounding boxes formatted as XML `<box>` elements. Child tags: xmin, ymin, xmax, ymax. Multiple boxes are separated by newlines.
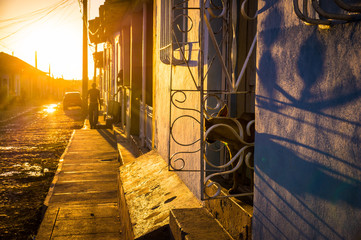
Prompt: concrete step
<box><xmin>169</xmin><ymin>208</ymin><xmax>233</xmax><ymax>240</ymax></box>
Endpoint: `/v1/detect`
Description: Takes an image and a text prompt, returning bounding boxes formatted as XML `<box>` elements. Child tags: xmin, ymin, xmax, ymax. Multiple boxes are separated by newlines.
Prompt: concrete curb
<box><xmin>118</xmin><ymin>150</ymin><xmax>202</xmax><ymax>239</ymax></box>
<box><xmin>39</xmin><ymin>129</ymin><xmax>76</xmax><ymax>218</ymax></box>
<box><xmin>169</xmin><ymin>208</ymin><xmax>234</xmax><ymax>240</ymax></box>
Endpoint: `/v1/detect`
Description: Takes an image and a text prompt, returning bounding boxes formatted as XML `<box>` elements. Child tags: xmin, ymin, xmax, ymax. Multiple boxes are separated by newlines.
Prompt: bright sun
<box><xmin>0</xmin><ymin>0</ymin><xmax>102</xmax><ymax>80</ymax></box>
<box><xmin>16</xmin><ymin>19</ymin><xmax>83</xmax><ymax>79</ymax></box>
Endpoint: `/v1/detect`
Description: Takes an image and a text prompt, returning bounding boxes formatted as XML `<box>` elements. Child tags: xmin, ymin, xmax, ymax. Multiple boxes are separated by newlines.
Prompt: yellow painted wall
<box><xmin>153</xmin><ymin>0</ymin><xmax>202</xmax><ymax>198</ymax></box>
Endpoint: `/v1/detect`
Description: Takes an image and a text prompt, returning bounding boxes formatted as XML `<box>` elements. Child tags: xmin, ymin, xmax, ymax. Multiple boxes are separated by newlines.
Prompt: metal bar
<box><xmin>303</xmin><ymin>0</ymin><xmax>308</xmax><ymax>17</ymax></box>
<box><xmin>170</xmin><ymin>148</ymin><xmax>201</xmax><ymax>171</ymax></box>
<box><xmin>203</xmin><ymin>55</ymin><xmax>216</xmax><ymax>80</ymax></box>
<box><xmin>171</xmin><ymin>91</ymin><xmax>202</xmax><ymax>113</ymax></box>
<box><xmin>293</xmin><ymin>0</ymin><xmax>332</xmax><ymax>26</ymax></box>
<box><xmin>312</xmin><ymin>0</ymin><xmax>361</xmax><ymax>21</ymax></box>
<box><xmin>174</xmin><ymin>7</ymin><xmax>201</xmax><ymax>10</ymax></box>
<box><xmin>200</xmin><ymin>0</ymin><xmax>205</xmax><ymax>201</ymax></box>
<box><xmin>172</xmin><ymin>89</ymin><xmax>253</xmax><ymax>94</ymax></box>
<box><xmin>172</xmin><ymin>29</ymin><xmax>199</xmax><ymax>89</ymax></box>
<box><xmin>206</xmin><ymin>191</ymin><xmax>254</xmax><ymax>199</ymax></box>
<box><xmin>172</xmin><ymin>41</ymin><xmax>199</xmax><ymax>45</ymax></box>
<box><xmin>159</xmin><ymin>44</ymin><xmax>172</xmax><ymax>51</ymax></box>
<box><xmin>168</xmin><ymin>0</ymin><xmax>174</xmax><ymax>171</ymax></box>
<box><xmin>234</xmin><ymin>34</ymin><xmax>257</xmax><ymax>92</ymax></box>
<box><xmin>241</xmin><ymin>0</ymin><xmax>258</xmax><ymax>20</ymax></box>
<box><xmin>204</xmin><ymin>13</ymin><xmax>234</xmax><ymax>89</ymax></box>
<box><xmin>202</xmin><ymin>18</ymin><xmax>227</xmax><ymax>80</ymax></box>
<box><xmin>173</xmin><ymin>0</ymin><xmax>190</xmax><ymax>8</ymax></box>
<box><xmin>168</xmin><ymin>62</ymin><xmax>173</xmax><ymax>171</ymax></box>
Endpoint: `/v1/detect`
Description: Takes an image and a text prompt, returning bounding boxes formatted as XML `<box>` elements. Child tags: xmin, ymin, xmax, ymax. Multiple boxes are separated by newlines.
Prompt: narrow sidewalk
<box><xmin>36</xmin><ymin>120</ymin><xmax>123</xmax><ymax>239</ymax></box>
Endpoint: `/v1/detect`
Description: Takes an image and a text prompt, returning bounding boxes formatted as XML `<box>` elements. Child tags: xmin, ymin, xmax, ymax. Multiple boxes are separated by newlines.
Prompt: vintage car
<box><xmin>63</xmin><ymin>92</ymin><xmax>82</xmax><ymax>110</ymax></box>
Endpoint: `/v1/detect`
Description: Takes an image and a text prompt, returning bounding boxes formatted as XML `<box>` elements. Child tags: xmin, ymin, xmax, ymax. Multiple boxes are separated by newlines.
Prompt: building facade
<box><xmin>89</xmin><ymin>0</ymin><xmax>361</xmax><ymax>239</ymax></box>
<box><xmin>0</xmin><ymin>52</ymin><xmax>80</xmax><ymax>107</ymax></box>
<box><xmin>0</xmin><ymin>52</ymin><xmax>49</xmax><ymax>105</ymax></box>
<box><xmin>254</xmin><ymin>2</ymin><xmax>361</xmax><ymax>239</ymax></box>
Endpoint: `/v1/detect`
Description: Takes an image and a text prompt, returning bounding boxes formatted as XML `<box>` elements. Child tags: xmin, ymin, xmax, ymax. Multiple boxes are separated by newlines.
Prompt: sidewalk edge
<box><xmin>41</xmin><ymin>129</ymin><xmax>76</xmax><ymax>210</ymax></box>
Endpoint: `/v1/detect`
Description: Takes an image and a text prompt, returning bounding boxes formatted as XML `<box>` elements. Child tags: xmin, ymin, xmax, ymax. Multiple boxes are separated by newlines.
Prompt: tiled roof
<box><xmin>0</xmin><ymin>52</ymin><xmax>46</xmax><ymax>75</ymax></box>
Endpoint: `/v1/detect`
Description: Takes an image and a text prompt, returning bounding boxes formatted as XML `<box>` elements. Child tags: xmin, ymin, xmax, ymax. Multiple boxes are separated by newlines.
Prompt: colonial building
<box><xmin>0</xmin><ymin>52</ymin><xmax>48</xmax><ymax>103</ymax></box>
<box><xmin>89</xmin><ymin>0</ymin><xmax>153</xmax><ymax>147</ymax></box>
<box><xmin>89</xmin><ymin>1</ymin><xmax>361</xmax><ymax>239</ymax></box>
<box><xmin>0</xmin><ymin>52</ymin><xmax>80</xmax><ymax>106</ymax></box>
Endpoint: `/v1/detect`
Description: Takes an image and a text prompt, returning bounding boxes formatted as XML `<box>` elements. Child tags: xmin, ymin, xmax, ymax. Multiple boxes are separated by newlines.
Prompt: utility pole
<box><xmin>82</xmin><ymin>0</ymin><xmax>88</xmax><ymax>113</ymax></box>
<box><xmin>94</xmin><ymin>44</ymin><xmax>97</xmax><ymax>83</ymax></box>
<box><xmin>35</xmin><ymin>51</ymin><xmax>38</xmax><ymax>69</ymax></box>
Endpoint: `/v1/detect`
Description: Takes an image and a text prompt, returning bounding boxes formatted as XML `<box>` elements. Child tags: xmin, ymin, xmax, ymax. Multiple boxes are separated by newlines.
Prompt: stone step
<box><xmin>169</xmin><ymin>208</ymin><xmax>233</xmax><ymax>240</ymax></box>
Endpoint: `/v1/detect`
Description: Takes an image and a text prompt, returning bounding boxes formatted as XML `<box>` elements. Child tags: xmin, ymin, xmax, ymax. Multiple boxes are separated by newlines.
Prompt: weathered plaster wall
<box><xmin>153</xmin><ymin>0</ymin><xmax>171</xmax><ymax>160</ymax></box>
<box><xmin>153</xmin><ymin>0</ymin><xmax>202</xmax><ymax>199</ymax></box>
<box><xmin>254</xmin><ymin>1</ymin><xmax>361</xmax><ymax>239</ymax></box>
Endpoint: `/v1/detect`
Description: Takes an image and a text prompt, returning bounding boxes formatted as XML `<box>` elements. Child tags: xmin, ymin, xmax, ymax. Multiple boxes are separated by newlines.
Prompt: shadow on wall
<box><xmin>254</xmin><ymin>6</ymin><xmax>361</xmax><ymax>239</ymax></box>
<box><xmin>257</xmin><ymin>4</ymin><xmax>361</xmax><ymax>117</ymax></box>
<box><xmin>254</xmin><ymin>134</ymin><xmax>361</xmax><ymax>240</ymax></box>
<box><xmin>257</xmin><ymin>133</ymin><xmax>361</xmax><ymax>208</ymax></box>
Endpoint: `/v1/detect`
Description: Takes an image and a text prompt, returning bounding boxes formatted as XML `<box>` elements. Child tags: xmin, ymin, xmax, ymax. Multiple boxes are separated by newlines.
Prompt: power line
<box><xmin>0</xmin><ymin>0</ymin><xmax>67</xmax><ymax>22</ymax></box>
<box><xmin>0</xmin><ymin>0</ymin><xmax>69</xmax><ymax>29</ymax></box>
<box><xmin>0</xmin><ymin>0</ymin><xmax>75</xmax><ymax>41</ymax></box>
<box><xmin>76</xmin><ymin>0</ymin><xmax>100</xmax><ymax>37</ymax></box>
<box><xmin>0</xmin><ymin>1</ymin><xmax>72</xmax><ymax>41</ymax></box>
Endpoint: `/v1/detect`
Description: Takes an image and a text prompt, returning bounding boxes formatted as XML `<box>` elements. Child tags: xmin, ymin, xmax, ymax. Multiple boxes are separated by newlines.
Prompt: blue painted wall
<box><xmin>254</xmin><ymin>2</ymin><xmax>361</xmax><ymax>239</ymax></box>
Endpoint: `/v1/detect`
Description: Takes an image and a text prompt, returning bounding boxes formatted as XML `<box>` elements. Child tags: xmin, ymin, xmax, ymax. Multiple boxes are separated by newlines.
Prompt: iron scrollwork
<box><xmin>293</xmin><ymin>0</ymin><xmax>361</xmax><ymax>28</ymax></box>
<box><xmin>168</xmin><ymin>0</ymin><xmax>257</xmax><ymax>200</ymax></box>
<box><xmin>201</xmin><ymin>0</ymin><xmax>256</xmax><ymax>199</ymax></box>
<box><xmin>169</xmin><ymin>90</ymin><xmax>201</xmax><ymax>171</ymax></box>
<box><xmin>203</xmin><ymin>112</ymin><xmax>255</xmax><ymax>198</ymax></box>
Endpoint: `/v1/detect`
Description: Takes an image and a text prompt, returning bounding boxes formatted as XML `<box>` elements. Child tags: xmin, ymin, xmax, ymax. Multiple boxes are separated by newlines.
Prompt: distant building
<box><xmin>0</xmin><ymin>52</ymin><xmax>49</xmax><ymax>103</ymax></box>
<box><xmin>0</xmin><ymin>52</ymin><xmax>81</xmax><ymax>106</ymax></box>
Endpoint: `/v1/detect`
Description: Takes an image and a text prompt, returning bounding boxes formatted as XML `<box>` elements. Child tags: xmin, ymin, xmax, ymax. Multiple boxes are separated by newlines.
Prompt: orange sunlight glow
<box><xmin>44</xmin><ymin>104</ymin><xmax>58</xmax><ymax>113</ymax></box>
<box><xmin>0</xmin><ymin>0</ymin><xmax>105</xmax><ymax>80</ymax></box>
<box><xmin>19</xmin><ymin>22</ymin><xmax>83</xmax><ymax>79</ymax></box>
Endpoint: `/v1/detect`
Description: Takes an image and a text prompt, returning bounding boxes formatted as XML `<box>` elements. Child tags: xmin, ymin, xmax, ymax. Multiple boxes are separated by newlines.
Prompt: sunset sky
<box><xmin>0</xmin><ymin>0</ymin><xmax>104</xmax><ymax>80</ymax></box>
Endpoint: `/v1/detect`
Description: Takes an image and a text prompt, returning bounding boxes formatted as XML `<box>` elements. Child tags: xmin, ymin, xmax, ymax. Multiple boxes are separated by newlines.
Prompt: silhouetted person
<box><xmin>88</xmin><ymin>83</ymin><xmax>100</xmax><ymax>129</ymax></box>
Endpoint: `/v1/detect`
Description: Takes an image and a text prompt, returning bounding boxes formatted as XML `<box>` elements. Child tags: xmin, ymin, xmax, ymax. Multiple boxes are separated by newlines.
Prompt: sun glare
<box><xmin>44</xmin><ymin>104</ymin><xmax>58</xmax><ymax>113</ymax></box>
<box><xmin>0</xmin><ymin>0</ymin><xmax>104</xmax><ymax>80</ymax></box>
<box><xmin>16</xmin><ymin>19</ymin><xmax>84</xmax><ymax>79</ymax></box>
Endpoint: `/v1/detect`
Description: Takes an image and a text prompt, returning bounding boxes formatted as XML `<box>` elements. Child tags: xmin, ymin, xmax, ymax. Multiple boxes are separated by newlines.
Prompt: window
<box><xmin>160</xmin><ymin>0</ymin><xmax>171</xmax><ymax>64</ymax></box>
<box><xmin>160</xmin><ymin>0</ymin><xmax>190</xmax><ymax>65</ymax></box>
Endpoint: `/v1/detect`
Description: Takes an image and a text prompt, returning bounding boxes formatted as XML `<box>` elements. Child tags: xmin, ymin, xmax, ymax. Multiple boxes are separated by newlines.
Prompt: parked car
<box><xmin>63</xmin><ymin>92</ymin><xmax>82</xmax><ymax>110</ymax></box>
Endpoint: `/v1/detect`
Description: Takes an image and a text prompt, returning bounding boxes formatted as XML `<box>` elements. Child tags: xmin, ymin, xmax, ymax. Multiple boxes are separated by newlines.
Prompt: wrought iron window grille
<box><xmin>166</xmin><ymin>0</ymin><xmax>257</xmax><ymax>201</ymax></box>
<box><xmin>160</xmin><ymin>0</ymin><xmax>197</xmax><ymax>65</ymax></box>
<box><xmin>293</xmin><ymin>0</ymin><xmax>361</xmax><ymax>28</ymax></box>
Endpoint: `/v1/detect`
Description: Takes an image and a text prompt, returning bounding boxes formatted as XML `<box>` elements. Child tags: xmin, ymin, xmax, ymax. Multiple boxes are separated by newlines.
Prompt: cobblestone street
<box><xmin>0</xmin><ymin>103</ymin><xmax>84</xmax><ymax>239</ymax></box>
